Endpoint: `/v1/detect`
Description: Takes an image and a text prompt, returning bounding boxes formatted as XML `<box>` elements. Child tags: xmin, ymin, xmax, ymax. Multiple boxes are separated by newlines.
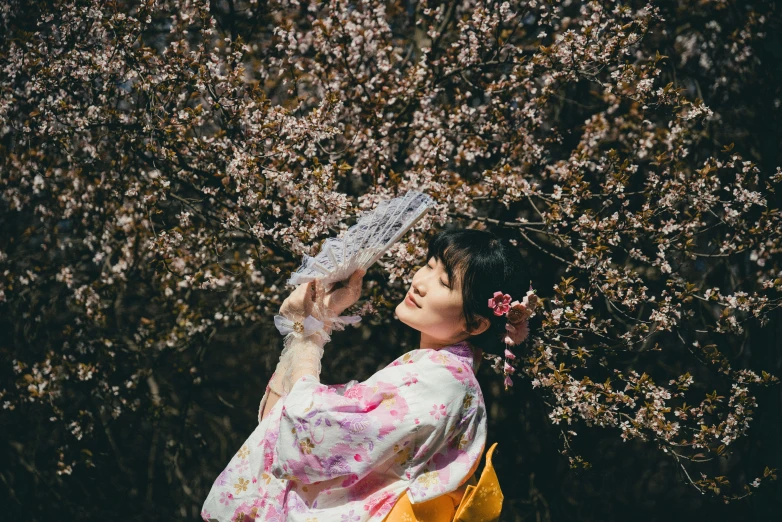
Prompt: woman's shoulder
<box><xmin>386</xmin><ymin>346</ymin><xmax>469</xmax><ymax>368</ymax></box>
<box><xmin>384</xmin><ymin>346</ymin><xmax>482</xmax><ymax>395</ymax></box>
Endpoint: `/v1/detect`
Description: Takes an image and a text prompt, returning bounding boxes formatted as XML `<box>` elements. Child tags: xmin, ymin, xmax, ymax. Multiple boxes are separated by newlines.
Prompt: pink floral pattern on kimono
<box><xmin>201</xmin><ymin>341</ymin><xmax>486</xmax><ymax>522</ymax></box>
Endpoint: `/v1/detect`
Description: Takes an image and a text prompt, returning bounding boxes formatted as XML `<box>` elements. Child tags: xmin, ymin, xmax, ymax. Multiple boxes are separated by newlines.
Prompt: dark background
<box><xmin>1</xmin><ymin>1</ymin><xmax>781</xmax><ymax>521</ymax></box>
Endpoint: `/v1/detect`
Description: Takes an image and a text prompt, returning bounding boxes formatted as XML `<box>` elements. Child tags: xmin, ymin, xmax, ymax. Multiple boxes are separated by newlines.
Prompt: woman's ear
<box><xmin>466</xmin><ymin>316</ymin><xmax>491</xmax><ymax>337</ymax></box>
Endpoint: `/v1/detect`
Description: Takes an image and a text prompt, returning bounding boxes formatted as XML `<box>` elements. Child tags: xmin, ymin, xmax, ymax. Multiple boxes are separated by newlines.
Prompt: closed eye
<box><xmin>427</xmin><ymin>262</ymin><xmax>450</xmax><ymax>288</ymax></box>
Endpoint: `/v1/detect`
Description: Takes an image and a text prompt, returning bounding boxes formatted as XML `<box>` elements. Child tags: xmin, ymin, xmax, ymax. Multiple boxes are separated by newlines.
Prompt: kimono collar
<box><xmin>440</xmin><ymin>340</ymin><xmax>477</xmax><ymax>370</ymax></box>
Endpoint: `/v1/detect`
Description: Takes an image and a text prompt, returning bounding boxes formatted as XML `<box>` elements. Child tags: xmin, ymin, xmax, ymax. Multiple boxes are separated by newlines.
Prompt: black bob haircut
<box><xmin>426</xmin><ymin>228</ymin><xmax>532</xmax><ymax>355</ymax></box>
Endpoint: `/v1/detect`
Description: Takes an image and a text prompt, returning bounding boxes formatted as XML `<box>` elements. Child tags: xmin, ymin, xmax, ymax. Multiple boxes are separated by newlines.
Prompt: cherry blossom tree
<box><xmin>1</xmin><ymin>0</ymin><xmax>780</xmax><ymax>519</ymax></box>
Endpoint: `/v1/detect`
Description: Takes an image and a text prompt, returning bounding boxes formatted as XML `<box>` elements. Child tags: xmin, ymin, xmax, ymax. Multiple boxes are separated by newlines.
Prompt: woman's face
<box><xmin>395</xmin><ymin>256</ymin><xmax>484</xmax><ymax>348</ymax></box>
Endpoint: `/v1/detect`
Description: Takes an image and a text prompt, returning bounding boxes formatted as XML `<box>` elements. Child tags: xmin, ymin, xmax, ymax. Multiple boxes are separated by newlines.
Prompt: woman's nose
<box><xmin>412</xmin><ymin>277</ymin><xmax>425</xmax><ymax>297</ymax></box>
<box><xmin>412</xmin><ymin>266</ymin><xmax>433</xmax><ymax>296</ymax></box>
<box><xmin>413</xmin><ymin>276</ymin><xmax>431</xmax><ymax>297</ymax></box>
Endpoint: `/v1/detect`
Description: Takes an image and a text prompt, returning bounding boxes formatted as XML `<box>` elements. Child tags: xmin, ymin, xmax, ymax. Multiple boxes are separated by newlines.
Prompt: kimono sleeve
<box><xmin>269</xmin><ymin>350</ymin><xmax>487</xmax><ymax>497</ymax></box>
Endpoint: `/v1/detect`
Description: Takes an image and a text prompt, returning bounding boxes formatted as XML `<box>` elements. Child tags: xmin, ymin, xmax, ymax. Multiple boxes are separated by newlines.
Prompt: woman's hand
<box><xmin>279</xmin><ymin>269</ymin><xmax>366</xmax><ymax>320</ymax></box>
<box><xmin>278</xmin><ymin>279</ymin><xmax>317</xmax><ymax>321</ymax></box>
<box><xmin>322</xmin><ymin>269</ymin><xmax>366</xmax><ymax>316</ymax></box>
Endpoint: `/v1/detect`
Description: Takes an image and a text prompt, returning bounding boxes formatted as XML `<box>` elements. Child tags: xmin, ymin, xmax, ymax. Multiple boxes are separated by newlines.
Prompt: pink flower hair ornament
<box><xmin>487</xmin><ymin>284</ymin><xmax>540</xmax><ymax>390</ymax></box>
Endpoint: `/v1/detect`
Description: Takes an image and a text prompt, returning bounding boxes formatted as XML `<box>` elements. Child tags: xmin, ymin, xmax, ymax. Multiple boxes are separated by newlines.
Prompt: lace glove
<box><xmin>268</xmin><ymin>310</ymin><xmax>362</xmax><ymax>396</ymax></box>
<box><xmin>268</xmin><ymin>271</ymin><xmax>365</xmax><ymax>396</ymax></box>
<box><xmin>268</xmin><ymin>316</ymin><xmax>328</xmax><ymax>396</ymax></box>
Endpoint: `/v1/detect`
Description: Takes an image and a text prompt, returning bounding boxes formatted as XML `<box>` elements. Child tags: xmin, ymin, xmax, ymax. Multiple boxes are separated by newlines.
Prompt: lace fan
<box><xmin>287</xmin><ymin>191</ymin><xmax>434</xmax><ymax>289</ymax></box>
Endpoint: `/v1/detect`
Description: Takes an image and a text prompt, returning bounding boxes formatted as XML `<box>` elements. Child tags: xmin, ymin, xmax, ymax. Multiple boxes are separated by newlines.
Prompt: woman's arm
<box><xmin>259</xmin><ymin>270</ymin><xmax>366</xmax><ymax>421</ymax></box>
<box><xmin>269</xmin><ymin>350</ymin><xmax>487</xmax><ymax>503</ymax></box>
<box><xmin>260</xmin><ymin>389</ymin><xmax>281</xmax><ymax>421</ymax></box>
<box><xmin>261</xmin><ymin>334</ymin><xmax>325</xmax><ymax>421</ymax></box>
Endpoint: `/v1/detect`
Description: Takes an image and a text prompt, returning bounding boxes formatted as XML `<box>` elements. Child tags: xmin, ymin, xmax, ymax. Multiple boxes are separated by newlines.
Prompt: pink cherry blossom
<box><xmin>1</xmin><ymin>0</ymin><xmax>778</xmax><ymax>511</ymax></box>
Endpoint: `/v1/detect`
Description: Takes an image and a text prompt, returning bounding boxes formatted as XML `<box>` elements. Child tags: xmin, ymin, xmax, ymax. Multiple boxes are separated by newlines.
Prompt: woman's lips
<box><xmin>405</xmin><ymin>292</ymin><xmax>421</xmax><ymax>308</ymax></box>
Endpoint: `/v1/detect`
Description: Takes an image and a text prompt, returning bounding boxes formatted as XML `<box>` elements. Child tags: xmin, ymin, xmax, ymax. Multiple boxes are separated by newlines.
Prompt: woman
<box><xmin>201</xmin><ymin>229</ymin><xmax>534</xmax><ymax>521</ymax></box>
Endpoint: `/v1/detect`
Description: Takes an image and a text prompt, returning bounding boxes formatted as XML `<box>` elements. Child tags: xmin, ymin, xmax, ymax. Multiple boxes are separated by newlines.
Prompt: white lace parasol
<box><xmin>287</xmin><ymin>190</ymin><xmax>434</xmax><ymax>290</ymax></box>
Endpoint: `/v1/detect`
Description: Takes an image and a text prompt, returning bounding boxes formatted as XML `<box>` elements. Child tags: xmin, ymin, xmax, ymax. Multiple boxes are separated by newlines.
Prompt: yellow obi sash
<box><xmin>384</xmin><ymin>443</ymin><xmax>503</xmax><ymax>522</ymax></box>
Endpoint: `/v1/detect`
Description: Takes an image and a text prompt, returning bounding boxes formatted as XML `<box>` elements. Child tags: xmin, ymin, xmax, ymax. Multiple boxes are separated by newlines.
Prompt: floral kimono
<box><xmin>201</xmin><ymin>341</ymin><xmax>487</xmax><ymax>521</ymax></box>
